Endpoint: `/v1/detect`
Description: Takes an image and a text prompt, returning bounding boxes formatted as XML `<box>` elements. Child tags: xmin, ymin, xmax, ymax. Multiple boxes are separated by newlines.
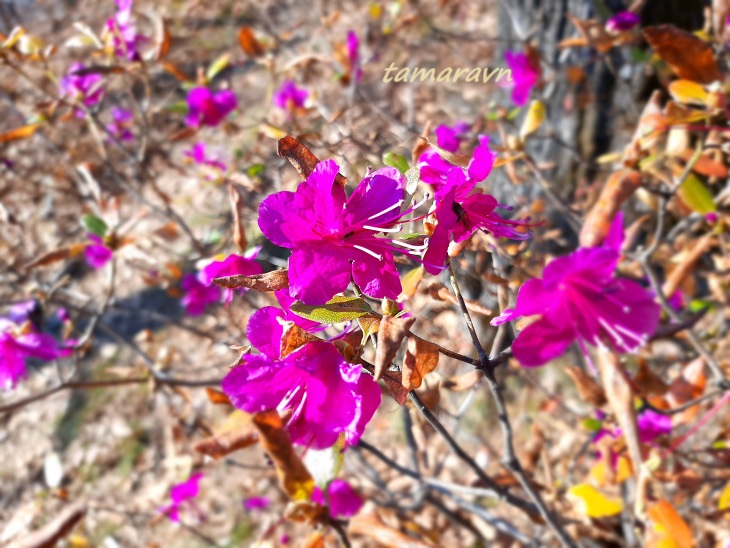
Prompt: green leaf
<box><xmin>290</xmin><ymin>296</ymin><xmax>373</xmax><ymax>324</ymax></box>
<box><xmin>81</xmin><ymin>214</ymin><xmax>108</xmax><ymax>237</ymax></box>
<box><xmin>382</xmin><ymin>152</ymin><xmax>410</xmax><ymax>174</ymax></box>
<box><xmin>165</xmin><ymin>100</ymin><xmax>189</xmax><ymax>114</ymax></box>
<box><xmin>247</xmin><ymin>163</ymin><xmax>265</xmax><ymax>177</ymax></box>
<box><xmin>678</xmin><ymin>173</ymin><xmax>716</xmax><ymax>214</ymax></box>
<box><xmin>582</xmin><ymin>418</ymin><xmax>604</xmax><ymax>432</ymax></box>
<box><xmin>206</xmin><ymin>53</ymin><xmax>231</xmax><ymax>82</ymax></box>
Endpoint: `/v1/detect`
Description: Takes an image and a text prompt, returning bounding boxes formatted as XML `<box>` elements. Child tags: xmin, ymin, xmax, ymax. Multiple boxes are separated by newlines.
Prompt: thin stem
<box><xmin>447</xmin><ymin>261</ymin><xmax>577</xmax><ymax>548</ymax></box>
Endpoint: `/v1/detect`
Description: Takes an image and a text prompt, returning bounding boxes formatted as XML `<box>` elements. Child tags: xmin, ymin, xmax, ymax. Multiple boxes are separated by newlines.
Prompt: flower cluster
<box><xmin>59</xmin><ymin>63</ymin><xmax>104</xmax><ymax>115</ymax></box>
<box><xmin>104</xmin><ymin>0</ymin><xmax>146</xmax><ymax>60</ymax></box>
<box><xmin>185</xmin><ymin>87</ymin><xmax>238</xmax><ymax>128</ymax></box>
<box><xmin>273</xmin><ymin>80</ymin><xmax>309</xmax><ymax>115</ymax></box>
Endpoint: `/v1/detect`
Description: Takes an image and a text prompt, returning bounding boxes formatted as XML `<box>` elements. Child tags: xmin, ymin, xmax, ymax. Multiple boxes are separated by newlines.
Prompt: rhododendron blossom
<box><xmin>59</xmin><ymin>63</ymin><xmax>104</xmax><ymax>113</ymax></box>
<box><xmin>259</xmin><ymin>159</ymin><xmax>419</xmax><ymax>305</ymax></box>
<box><xmin>433</xmin><ymin>122</ymin><xmax>470</xmax><ymax>153</ymax></box>
<box><xmin>503</xmin><ymin>51</ymin><xmax>539</xmax><ymax>106</ymax></box>
<box><xmin>273</xmin><ymin>80</ymin><xmax>308</xmax><ymax>112</ymax></box>
<box><xmin>181</xmin><ymin>251</ymin><xmax>262</xmax><ymax>315</ymax></box>
<box><xmin>105</xmin><ymin>0</ymin><xmax>146</xmax><ymax>60</ymax></box>
<box><xmin>222</xmin><ymin>341</ymin><xmax>381</xmax><ymax>449</ymax></box>
<box><xmin>491</xmin><ymin>213</ymin><xmax>661</xmax><ymax>367</ymax></box>
<box><xmin>160</xmin><ymin>473</ymin><xmax>204</xmax><ymax>523</ymax></box>
<box><xmin>183</xmin><ymin>142</ymin><xmax>227</xmax><ymax>175</ymax></box>
<box><xmin>312</xmin><ymin>479</ymin><xmax>363</xmax><ymax>518</ymax></box>
<box><xmin>346</xmin><ymin>30</ymin><xmax>363</xmax><ymax>82</ymax></box>
<box><xmin>1</xmin><ymin>319</ymin><xmax>71</xmax><ymax>390</ymax></box>
<box><xmin>606</xmin><ymin>11</ymin><xmax>640</xmax><ymax>33</ymax></box>
<box><xmin>85</xmin><ymin>234</ymin><xmax>113</xmax><ymax>269</ymax></box>
<box><xmin>107</xmin><ymin>107</ymin><xmax>134</xmax><ymax>142</ymax></box>
<box><xmin>420</xmin><ymin>137</ymin><xmax>534</xmax><ymax>274</ymax></box>
<box><xmin>185</xmin><ymin>87</ymin><xmax>237</xmax><ymax>128</ymax></box>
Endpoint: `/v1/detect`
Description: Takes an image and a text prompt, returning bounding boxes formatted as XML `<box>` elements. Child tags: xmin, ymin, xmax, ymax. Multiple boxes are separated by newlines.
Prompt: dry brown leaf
<box><xmin>277</xmin><ymin>136</ymin><xmax>347</xmax><ymax>187</ymax></box>
<box><xmin>193</xmin><ymin>428</ymin><xmax>258</xmax><ymax>460</ymax></box>
<box><xmin>633</xmin><ymin>358</ymin><xmax>669</xmax><ymax>397</ymax></box>
<box><xmin>253</xmin><ymin>410</ymin><xmax>314</xmax><ymax>500</ymax></box>
<box><xmin>565</xmin><ymin>366</ymin><xmax>607</xmax><ymax>407</ymax></box>
<box><xmin>623</xmin><ymin>91</ymin><xmax>664</xmax><ymax>166</ymax></box>
<box><xmin>161</xmin><ymin>61</ymin><xmax>192</xmax><ymax>82</ymax></box>
<box><xmin>280</xmin><ymin>322</ymin><xmax>319</xmax><ymax>358</ymax></box>
<box><xmin>645</xmin><ymin>500</ymin><xmax>695</xmax><ymax>548</ymax></box>
<box><xmin>579</xmin><ymin>169</ymin><xmax>642</xmax><ymax>248</ymax></box>
<box><xmin>644</xmin><ymin>25</ymin><xmax>721</xmax><ymax>84</ymax></box>
<box><xmin>667</xmin><ymin>357</ymin><xmax>707</xmax><ymax>426</ymax></box>
<box><xmin>402</xmin><ymin>337</ymin><xmax>439</xmax><ymax>391</ymax></box>
<box><xmin>238</xmin><ymin>26</ymin><xmax>265</xmax><ymax>57</ymax></box>
<box><xmin>25</xmin><ymin>243</ymin><xmax>86</xmax><ymax>269</ymax></box>
<box><xmin>662</xmin><ymin>234</ymin><xmax>714</xmax><ymax>298</ymax></box>
<box><xmin>205</xmin><ymin>387</ymin><xmax>232</xmax><ymax>405</ymax></box>
<box><xmin>213</xmin><ymin>270</ymin><xmax>289</xmax><ymax>292</ymax></box>
<box><xmin>373</xmin><ymin>316</ymin><xmax>416</xmax><ymax>381</ymax></box>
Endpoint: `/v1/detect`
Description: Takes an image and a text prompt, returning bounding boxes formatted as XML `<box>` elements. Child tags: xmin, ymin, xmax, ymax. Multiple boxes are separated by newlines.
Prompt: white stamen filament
<box><xmin>367</xmin><ymin>199</ymin><xmax>404</xmax><ymax>221</ymax></box>
<box><xmin>391</xmin><ymin>239</ymin><xmax>429</xmax><ymax>251</ymax></box>
<box><xmin>613</xmin><ymin>323</ymin><xmax>647</xmax><ymax>346</ymax></box>
<box><xmin>277</xmin><ymin>385</ymin><xmax>302</xmax><ymax>413</ymax></box>
<box><xmin>363</xmin><ymin>224</ymin><xmax>402</xmax><ymax>233</ymax></box>
<box><xmin>353</xmin><ymin>244</ymin><xmax>383</xmax><ymax>261</ymax></box>
<box><xmin>598</xmin><ymin>317</ymin><xmax>636</xmax><ymax>350</ymax></box>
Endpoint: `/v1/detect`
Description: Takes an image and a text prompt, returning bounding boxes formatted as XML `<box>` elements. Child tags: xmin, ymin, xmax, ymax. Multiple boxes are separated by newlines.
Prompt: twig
<box><xmin>447</xmin><ymin>261</ymin><xmax>577</xmax><ymax>548</ymax></box>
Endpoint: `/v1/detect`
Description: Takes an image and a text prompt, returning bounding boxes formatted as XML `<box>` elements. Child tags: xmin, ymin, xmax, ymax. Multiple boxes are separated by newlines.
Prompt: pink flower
<box><xmin>183</xmin><ymin>142</ymin><xmax>227</xmax><ymax>174</ymax></box>
<box><xmin>312</xmin><ymin>479</ymin><xmax>363</xmax><ymax>518</ymax></box>
<box><xmin>421</xmin><ymin>138</ymin><xmax>534</xmax><ymax>274</ymax></box>
<box><xmin>221</xmin><ymin>341</ymin><xmax>381</xmax><ymax>449</ymax></box>
<box><xmin>59</xmin><ymin>63</ymin><xmax>104</xmax><ymax>114</ymax></box>
<box><xmin>243</xmin><ymin>496</ymin><xmax>270</xmax><ymax>511</ymax></box>
<box><xmin>503</xmin><ymin>51</ymin><xmax>539</xmax><ymax>107</ymax></box>
<box><xmin>273</xmin><ymin>80</ymin><xmax>308</xmax><ymax>112</ymax></box>
<box><xmin>247</xmin><ymin>289</ymin><xmax>324</xmax><ymax>360</ymax></box>
<box><xmin>107</xmin><ymin>107</ymin><xmax>134</xmax><ymax>142</ymax></box>
<box><xmin>347</xmin><ymin>31</ymin><xmax>363</xmax><ymax>82</ymax></box>
<box><xmin>84</xmin><ymin>234</ymin><xmax>113</xmax><ymax>269</ymax></box>
<box><xmin>606</xmin><ymin>11</ymin><xmax>640</xmax><ymax>33</ymax></box>
<box><xmin>0</xmin><ymin>319</ymin><xmax>71</xmax><ymax>390</ymax></box>
<box><xmin>491</xmin><ymin>213</ymin><xmax>661</xmax><ymax>367</ymax></box>
<box><xmin>105</xmin><ymin>0</ymin><xmax>146</xmax><ymax>60</ymax></box>
<box><xmin>185</xmin><ymin>87</ymin><xmax>237</xmax><ymax>128</ymax></box>
<box><xmin>434</xmin><ymin>122</ymin><xmax>470</xmax><ymax>153</ymax></box>
<box><xmin>258</xmin><ymin>159</ymin><xmax>413</xmax><ymax>305</ymax></box>
<box><xmin>160</xmin><ymin>473</ymin><xmax>204</xmax><ymax>523</ymax></box>
<box><xmin>181</xmin><ymin>251</ymin><xmax>262</xmax><ymax>315</ymax></box>
<box><xmin>636</xmin><ymin>409</ymin><xmax>671</xmax><ymax>444</ymax></box>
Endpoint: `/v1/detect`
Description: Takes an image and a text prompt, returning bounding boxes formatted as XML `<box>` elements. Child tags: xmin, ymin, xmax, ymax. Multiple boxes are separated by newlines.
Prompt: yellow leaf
<box><xmin>668</xmin><ymin>80</ymin><xmax>709</xmax><ymax>106</ymax></box>
<box><xmin>519</xmin><ymin>100</ymin><xmax>545</xmax><ymax>141</ymax></box>
<box><xmin>567</xmin><ymin>483</ymin><xmax>623</xmax><ymax>518</ymax></box>
<box><xmin>718</xmin><ymin>480</ymin><xmax>730</xmax><ymax>510</ymax></box>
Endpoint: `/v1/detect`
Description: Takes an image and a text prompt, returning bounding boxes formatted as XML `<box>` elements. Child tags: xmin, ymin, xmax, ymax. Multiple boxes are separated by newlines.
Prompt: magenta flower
<box><xmin>421</xmin><ymin>138</ymin><xmax>534</xmax><ymax>274</ymax></box>
<box><xmin>258</xmin><ymin>159</ymin><xmax>413</xmax><ymax>305</ymax></box>
<box><xmin>347</xmin><ymin>31</ymin><xmax>363</xmax><ymax>82</ymax></box>
<box><xmin>105</xmin><ymin>0</ymin><xmax>145</xmax><ymax>60</ymax></box>
<box><xmin>491</xmin><ymin>213</ymin><xmax>661</xmax><ymax>367</ymax></box>
<box><xmin>180</xmin><ymin>274</ymin><xmax>220</xmax><ymax>316</ymax></box>
<box><xmin>222</xmin><ymin>341</ymin><xmax>381</xmax><ymax>449</ymax></box>
<box><xmin>273</xmin><ymin>80</ymin><xmax>308</xmax><ymax>112</ymax></box>
<box><xmin>183</xmin><ymin>142</ymin><xmax>227</xmax><ymax>173</ymax></box>
<box><xmin>636</xmin><ymin>409</ymin><xmax>672</xmax><ymax>444</ymax></box>
<box><xmin>247</xmin><ymin>289</ymin><xmax>324</xmax><ymax>360</ymax></box>
<box><xmin>243</xmin><ymin>496</ymin><xmax>270</xmax><ymax>511</ymax></box>
<box><xmin>434</xmin><ymin>122</ymin><xmax>470</xmax><ymax>153</ymax></box>
<box><xmin>185</xmin><ymin>87</ymin><xmax>237</xmax><ymax>128</ymax></box>
<box><xmin>1</xmin><ymin>319</ymin><xmax>71</xmax><ymax>390</ymax></box>
<box><xmin>503</xmin><ymin>51</ymin><xmax>539</xmax><ymax>107</ymax></box>
<box><xmin>59</xmin><ymin>63</ymin><xmax>104</xmax><ymax>114</ymax></box>
<box><xmin>84</xmin><ymin>234</ymin><xmax>113</xmax><ymax>269</ymax></box>
<box><xmin>606</xmin><ymin>11</ymin><xmax>640</xmax><ymax>33</ymax></box>
<box><xmin>107</xmin><ymin>107</ymin><xmax>134</xmax><ymax>142</ymax></box>
<box><xmin>312</xmin><ymin>479</ymin><xmax>363</xmax><ymax>518</ymax></box>
<box><xmin>200</xmin><ymin>250</ymin><xmax>262</xmax><ymax>304</ymax></box>
<box><xmin>160</xmin><ymin>473</ymin><xmax>204</xmax><ymax>523</ymax></box>
<box><xmin>181</xmin><ymin>251</ymin><xmax>262</xmax><ymax>315</ymax></box>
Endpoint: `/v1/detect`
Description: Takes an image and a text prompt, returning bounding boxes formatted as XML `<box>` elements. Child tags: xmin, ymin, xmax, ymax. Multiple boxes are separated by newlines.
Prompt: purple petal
<box><xmin>288</xmin><ymin>243</ymin><xmax>355</xmax><ymax>305</ymax></box>
<box><xmin>247</xmin><ymin>307</ymin><xmax>285</xmax><ymax>359</ymax></box>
